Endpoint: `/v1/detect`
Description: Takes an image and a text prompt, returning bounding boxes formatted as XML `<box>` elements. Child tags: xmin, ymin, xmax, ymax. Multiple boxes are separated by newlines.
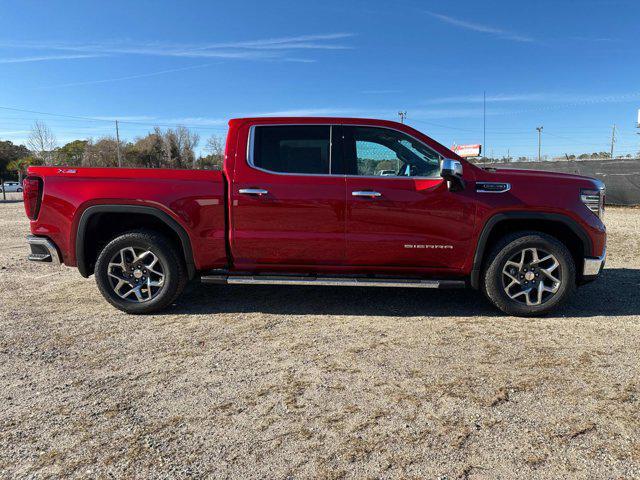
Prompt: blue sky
<box><xmin>1</xmin><ymin>0</ymin><xmax>639</xmax><ymax>158</ymax></box>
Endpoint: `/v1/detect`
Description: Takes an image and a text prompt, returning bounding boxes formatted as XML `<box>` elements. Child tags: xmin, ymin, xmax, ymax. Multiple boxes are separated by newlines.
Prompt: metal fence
<box><xmin>488</xmin><ymin>158</ymin><xmax>640</xmax><ymax>205</ymax></box>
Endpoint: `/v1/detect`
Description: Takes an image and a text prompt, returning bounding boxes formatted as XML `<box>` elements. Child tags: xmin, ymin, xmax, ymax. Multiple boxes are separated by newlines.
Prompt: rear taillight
<box><xmin>23</xmin><ymin>177</ymin><xmax>43</xmax><ymax>220</ymax></box>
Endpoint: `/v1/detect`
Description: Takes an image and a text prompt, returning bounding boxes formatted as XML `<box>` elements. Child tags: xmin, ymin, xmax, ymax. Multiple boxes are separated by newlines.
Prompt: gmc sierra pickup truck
<box><xmin>23</xmin><ymin>117</ymin><xmax>606</xmax><ymax>316</ymax></box>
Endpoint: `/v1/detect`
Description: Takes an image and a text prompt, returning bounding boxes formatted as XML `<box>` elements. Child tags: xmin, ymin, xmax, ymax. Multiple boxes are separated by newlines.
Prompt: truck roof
<box><xmin>228</xmin><ymin>116</ymin><xmax>460</xmax><ymax>160</ymax></box>
<box><xmin>228</xmin><ymin>116</ymin><xmax>408</xmax><ymax>128</ymax></box>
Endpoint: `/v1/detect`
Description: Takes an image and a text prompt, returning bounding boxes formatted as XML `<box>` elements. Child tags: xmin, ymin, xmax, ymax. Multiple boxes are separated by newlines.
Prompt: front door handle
<box><xmin>352</xmin><ymin>190</ymin><xmax>382</xmax><ymax>198</ymax></box>
<box><xmin>239</xmin><ymin>188</ymin><xmax>269</xmax><ymax>196</ymax></box>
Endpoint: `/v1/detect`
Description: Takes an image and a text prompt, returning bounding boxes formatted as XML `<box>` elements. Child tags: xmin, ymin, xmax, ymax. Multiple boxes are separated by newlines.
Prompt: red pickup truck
<box><xmin>23</xmin><ymin>117</ymin><xmax>606</xmax><ymax>316</ymax></box>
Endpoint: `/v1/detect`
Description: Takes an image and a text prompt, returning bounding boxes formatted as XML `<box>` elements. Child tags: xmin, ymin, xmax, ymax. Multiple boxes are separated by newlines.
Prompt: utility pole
<box><xmin>115</xmin><ymin>120</ymin><xmax>122</xmax><ymax>167</ymax></box>
<box><xmin>536</xmin><ymin>126</ymin><xmax>543</xmax><ymax>161</ymax></box>
<box><xmin>483</xmin><ymin>91</ymin><xmax>486</xmax><ymax>157</ymax></box>
<box><xmin>398</xmin><ymin>111</ymin><xmax>407</xmax><ymax>124</ymax></box>
<box><xmin>610</xmin><ymin>124</ymin><xmax>616</xmax><ymax>159</ymax></box>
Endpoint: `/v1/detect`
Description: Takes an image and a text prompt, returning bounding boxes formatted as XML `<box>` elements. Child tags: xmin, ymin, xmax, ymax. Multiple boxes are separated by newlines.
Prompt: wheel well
<box><xmin>472</xmin><ymin>217</ymin><xmax>588</xmax><ymax>288</ymax></box>
<box><xmin>79</xmin><ymin>211</ymin><xmax>193</xmax><ymax>278</ymax></box>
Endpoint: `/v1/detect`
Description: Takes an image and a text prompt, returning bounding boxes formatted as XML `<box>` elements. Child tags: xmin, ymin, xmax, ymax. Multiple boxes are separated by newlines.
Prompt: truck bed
<box><xmin>27</xmin><ymin>166</ymin><xmax>228</xmax><ymax>272</ymax></box>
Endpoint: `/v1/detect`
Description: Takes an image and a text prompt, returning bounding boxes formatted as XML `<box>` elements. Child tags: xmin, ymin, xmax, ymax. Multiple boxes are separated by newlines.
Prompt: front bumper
<box><xmin>26</xmin><ymin>235</ymin><xmax>61</xmax><ymax>265</ymax></box>
<box><xmin>582</xmin><ymin>247</ymin><xmax>606</xmax><ymax>279</ymax></box>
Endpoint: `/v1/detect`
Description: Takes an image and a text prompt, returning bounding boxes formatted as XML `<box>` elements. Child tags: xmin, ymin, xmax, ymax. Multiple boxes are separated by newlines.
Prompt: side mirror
<box><xmin>440</xmin><ymin>159</ymin><xmax>465</xmax><ymax>191</ymax></box>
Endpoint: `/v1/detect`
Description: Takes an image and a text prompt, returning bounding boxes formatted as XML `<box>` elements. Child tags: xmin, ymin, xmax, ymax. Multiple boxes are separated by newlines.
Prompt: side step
<box><xmin>200</xmin><ymin>274</ymin><xmax>465</xmax><ymax>289</ymax></box>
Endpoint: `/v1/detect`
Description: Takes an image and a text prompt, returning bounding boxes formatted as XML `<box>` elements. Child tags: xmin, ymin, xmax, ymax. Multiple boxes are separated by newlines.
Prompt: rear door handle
<box><xmin>352</xmin><ymin>190</ymin><xmax>382</xmax><ymax>198</ymax></box>
<box><xmin>239</xmin><ymin>188</ymin><xmax>269</xmax><ymax>196</ymax></box>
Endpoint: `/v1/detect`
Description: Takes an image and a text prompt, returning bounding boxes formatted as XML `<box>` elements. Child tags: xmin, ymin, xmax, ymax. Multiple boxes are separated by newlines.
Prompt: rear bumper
<box><xmin>582</xmin><ymin>247</ymin><xmax>606</xmax><ymax>280</ymax></box>
<box><xmin>26</xmin><ymin>235</ymin><xmax>61</xmax><ymax>265</ymax></box>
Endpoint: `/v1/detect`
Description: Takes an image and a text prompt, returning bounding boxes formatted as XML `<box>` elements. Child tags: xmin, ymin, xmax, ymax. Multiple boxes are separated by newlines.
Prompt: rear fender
<box><xmin>75</xmin><ymin>205</ymin><xmax>196</xmax><ymax>279</ymax></box>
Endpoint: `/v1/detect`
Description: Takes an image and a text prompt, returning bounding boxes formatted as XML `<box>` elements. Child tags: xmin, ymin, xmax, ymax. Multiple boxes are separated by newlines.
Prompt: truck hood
<box><xmin>485</xmin><ymin>167</ymin><xmax>603</xmax><ymax>188</ymax></box>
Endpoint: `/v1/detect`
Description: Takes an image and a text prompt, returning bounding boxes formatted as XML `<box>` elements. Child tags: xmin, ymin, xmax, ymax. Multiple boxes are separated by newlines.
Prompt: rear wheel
<box><xmin>95</xmin><ymin>230</ymin><xmax>187</xmax><ymax>314</ymax></box>
<box><xmin>482</xmin><ymin>232</ymin><xmax>576</xmax><ymax>316</ymax></box>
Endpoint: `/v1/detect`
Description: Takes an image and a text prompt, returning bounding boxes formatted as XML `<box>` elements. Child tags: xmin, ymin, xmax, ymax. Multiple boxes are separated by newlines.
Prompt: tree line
<box><xmin>0</xmin><ymin>121</ymin><xmax>225</xmax><ymax>181</ymax></box>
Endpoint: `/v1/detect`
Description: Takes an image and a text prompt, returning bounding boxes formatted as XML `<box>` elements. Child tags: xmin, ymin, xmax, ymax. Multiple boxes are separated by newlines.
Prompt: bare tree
<box><xmin>205</xmin><ymin>135</ymin><xmax>224</xmax><ymax>156</ymax></box>
<box><xmin>27</xmin><ymin>121</ymin><xmax>57</xmax><ymax>165</ymax></box>
<box><xmin>199</xmin><ymin>134</ymin><xmax>224</xmax><ymax>170</ymax></box>
<box><xmin>82</xmin><ymin>137</ymin><xmax>119</xmax><ymax>167</ymax></box>
<box><xmin>175</xmin><ymin>126</ymin><xmax>200</xmax><ymax>168</ymax></box>
<box><xmin>155</xmin><ymin>126</ymin><xmax>200</xmax><ymax>169</ymax></box>
<box><xmin>155</xmin><ymin>127</ymin><xmax>175</xmax><ymax>167</ymax></box>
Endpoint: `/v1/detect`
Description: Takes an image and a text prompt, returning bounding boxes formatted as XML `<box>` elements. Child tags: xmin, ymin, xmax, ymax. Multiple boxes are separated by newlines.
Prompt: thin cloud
<box><xmin>162</xmin><ymin>117</ymin><xmax>227</xmax><ymax>126</ymax></box>
<box><xmin>41</xmin><ymin>64</ymin><xmax>216</xmax><ymax>89</ymax></box>
<box><xmin>92</xmin><ymin>115</ymin><xmax>158</xmax><ymax>122</ymax></box>
<box><xmin>200</xmin><ymin>33</ymin><xmax>354</xmax><ymax>49</ymax></box>
<box><xmin>362</xmin><ymin>89</ymin><xmax>403</xmax><ymax>94</ymax></box>
<box><xmin>281</xmin><ymin>58</ymin><xmax>317</xmax><ymax>63</ymax></box>
<box><xmin>0</xmin><ymin>130</ymin><xmax>31</xmax><ymax>135</ymax></box>
<box><xmin>425</xmin><ymin>11</ymin><xmax>534</xmax><ymax>42</ymax></box>
<box><xmin>410</xmin><ymin>108</ymin><xmax>490</xmax><ymax>119</ymax></box>
<box><xmin>424</xmin><ymin>92</ymin><xmax>640</xmax><ymax>105</ymax></box>
<box><xmin>0</xmin><ymin>54</ymin><xmax>107</xmax><ymax>64</ymax></box>
<box><xmin>569</xmin><ymin>36</ymin><xmax>619</xmax><ymax>42</ymax></box>
<box><xmin>245</xmin><ymin>108</ymin><xmax>358</xmax><ymax>117</ymax></box>
<box><xmin>425</xmin><ymin>93</ymin><xmax>547</xmax><ymax>104</ymax></box>
<box><xmin>46</xmin><ymin>45</ymin><xmax>284</xmax><ymax>60</ymax></box>
<box><xmin>0</xmin><ymin>33</ymin><xmax>354</xmax><ymax>63</ymax></box>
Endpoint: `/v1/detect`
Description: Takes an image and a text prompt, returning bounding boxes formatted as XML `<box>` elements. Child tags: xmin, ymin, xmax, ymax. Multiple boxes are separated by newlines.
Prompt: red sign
<box><xmin>452</xmin><ymin>144</ymin><xmax>482</xmax><ymax>158</ymax></box>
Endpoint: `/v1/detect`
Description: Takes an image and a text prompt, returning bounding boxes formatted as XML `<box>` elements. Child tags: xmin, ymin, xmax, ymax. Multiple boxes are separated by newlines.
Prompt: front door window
<box><xmin>344</xmin><ymin>126</ymin><xmax>441</xmax><ymax>178</ymax></box>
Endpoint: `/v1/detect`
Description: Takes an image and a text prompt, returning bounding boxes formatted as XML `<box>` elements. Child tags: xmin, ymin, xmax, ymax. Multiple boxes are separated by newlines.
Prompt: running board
<box><xmin>200</xmin><ymin>274</ymin><xmax>465</xmax><ymax>289</ymax></box>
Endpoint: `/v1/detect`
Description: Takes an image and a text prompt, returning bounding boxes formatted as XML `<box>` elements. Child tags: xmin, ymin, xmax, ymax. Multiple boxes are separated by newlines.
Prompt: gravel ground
<box><xmin>1</xmin><ymin>199</ymin><xmax>639</xmax><ymax>479</ymax></box>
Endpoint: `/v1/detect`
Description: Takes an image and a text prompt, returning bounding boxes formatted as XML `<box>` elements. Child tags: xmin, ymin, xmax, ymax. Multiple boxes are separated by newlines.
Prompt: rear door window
<box><xmin>251</xmin><ymin>125</ymin><xmax>332</xmax><ymax>175</ymax></box>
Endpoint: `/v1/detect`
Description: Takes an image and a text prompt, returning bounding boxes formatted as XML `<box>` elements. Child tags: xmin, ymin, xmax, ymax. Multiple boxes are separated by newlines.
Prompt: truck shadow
<box><xmin>169</xmin><ymin>268</ymin><xmax>639</xmax><ymax>318</ymax></box>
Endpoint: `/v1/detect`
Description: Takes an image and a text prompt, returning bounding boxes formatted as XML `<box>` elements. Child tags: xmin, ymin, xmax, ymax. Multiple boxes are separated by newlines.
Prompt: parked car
<box><xmin>1</xmin><ymin>181</ymin><xmax>22</xmax><ymax>192</ymax></box>
<box><xmin>22</xmin><ymin>117</ymin><xmax>606</xmax><ymax>316</ymax></box>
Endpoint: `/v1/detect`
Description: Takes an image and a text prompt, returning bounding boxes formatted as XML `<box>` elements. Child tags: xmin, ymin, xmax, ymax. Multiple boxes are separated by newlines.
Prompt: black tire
<box><xmin>17</xmin><ymin>188</ymin><xmax>23</xmax><ymax>192</ymax></box>
<box><xmin>482</xmin><ymin>231</ymin><xmax>576</xmax><ymax>317</ymax></box>
<box><xmin>95</xmin><ymin>230</ymin><xmax>187</xmax><ymax>314</ymax></box>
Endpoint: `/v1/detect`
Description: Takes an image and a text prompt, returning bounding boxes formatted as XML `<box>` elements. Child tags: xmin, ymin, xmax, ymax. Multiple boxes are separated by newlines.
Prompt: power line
<box><xmin>408</xmin><ymin>119</ymin><xmax>478</xmax><ymax>133</ymax></box>
<box><xmin>0</xmin><ymin>105</ymin><xmax>228</xmax><ymax>131</ymax></box>
<box><xmin>544</xmin><ymin>131</ymin><xmax>609</xmax><ymax>147</ymax></box>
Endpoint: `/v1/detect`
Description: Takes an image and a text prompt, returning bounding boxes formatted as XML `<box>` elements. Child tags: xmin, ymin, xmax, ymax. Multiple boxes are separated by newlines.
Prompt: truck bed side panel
<box><xmin>28</xmin><ymin>167</ymin><xmax>228</xmax><ymax>271</ymax></box>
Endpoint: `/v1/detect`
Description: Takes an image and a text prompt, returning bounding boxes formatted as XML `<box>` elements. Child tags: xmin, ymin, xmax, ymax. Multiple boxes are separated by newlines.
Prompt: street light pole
<box><xmin>536</xmin><ymin>126</ymin><xmax>544</xmax><ymax>161</ymax></box>
<box><xmin>610</xmin><ymin>124</ymin><xmax>616</xmax><ymax>159</ymax></box>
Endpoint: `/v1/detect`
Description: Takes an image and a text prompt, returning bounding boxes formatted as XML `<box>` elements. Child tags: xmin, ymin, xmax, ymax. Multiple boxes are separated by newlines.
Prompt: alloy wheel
<box><xmin>107</xmin><ymin>247</ymin><xmax>165</xmax><ymax>302</ymax></box>
<box><xmin>502</xmin><ymin>247</ymin><xmax>561</xmax><ymax>306</ymax></box>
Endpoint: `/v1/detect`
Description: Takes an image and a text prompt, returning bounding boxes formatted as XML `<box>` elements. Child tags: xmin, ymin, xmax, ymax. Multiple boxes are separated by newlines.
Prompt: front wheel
<box><xmin>482</xmin><ymin>232</ymin><xmax>576</xmax><ymax>317</ymax></box>
<box><xmin>95</xmin><ymin>230</ymin><xmax>187</xmax><ymax>314</ymax></box>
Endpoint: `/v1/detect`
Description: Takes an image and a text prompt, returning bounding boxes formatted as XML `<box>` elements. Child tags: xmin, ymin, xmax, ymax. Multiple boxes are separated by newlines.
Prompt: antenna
<box><xmin>398</xmin><ymin>111</ymin><xmax>407</xmax><ymax>124</ymax></box>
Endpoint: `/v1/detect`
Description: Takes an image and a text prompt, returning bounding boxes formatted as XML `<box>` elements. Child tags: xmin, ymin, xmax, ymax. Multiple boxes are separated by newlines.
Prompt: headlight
<box><xmin>580</xmin><ymin>183</ymin><xmax>605</xmax><ymax>218</ymax></box>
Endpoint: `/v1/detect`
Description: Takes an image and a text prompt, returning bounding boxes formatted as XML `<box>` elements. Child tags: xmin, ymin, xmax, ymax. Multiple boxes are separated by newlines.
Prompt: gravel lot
<box><xmin>1</xmin><ymin>197</ymin><xmax>639</xmax><ymax>479</ymax></box>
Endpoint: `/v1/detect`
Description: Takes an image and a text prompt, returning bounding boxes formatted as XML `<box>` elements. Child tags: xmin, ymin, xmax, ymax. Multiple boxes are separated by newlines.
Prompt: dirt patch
<box><xmin>1</xmin><ymin>202</ymin><xmax>639</xmax><ymax>478</ymax></box>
